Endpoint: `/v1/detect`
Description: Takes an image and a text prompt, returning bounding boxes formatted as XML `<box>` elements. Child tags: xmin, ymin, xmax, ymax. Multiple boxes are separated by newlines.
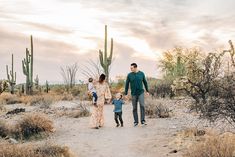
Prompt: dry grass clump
<box><xmin>179</xmin><ymin>127</ymin><xmax>206</xmax><ymax>138</ymax></box>
<box><xmin>21</xmin><ymin>94</ymin><xmax>55</xmax><ymax>108</ymax></box>
<box><xmin>0</xmin><ymin>142</ymin><xmax>75</xmax><ymax>157</ymax></box>
<box><xmin>11</xmin><ymin>113</ymin><xmax>54</xmax><ymax>140</ymax></box>
<box><xmin>183</xmin><ymin>132</ymin><xmax>235</xmax><ymax>157</ymax></box>
<box><xmin>57</xmin><ymin>103</ymin><xmax>90</xmax><ymax>118</ymax></box>
<box><xmin>60</xmin><ymin>93</ymin><xmax>74</xmax><ymax>101</ymax></box>
<box><xmin>0</xmin><ymin>92</ymin><xmax>22</xmax><ymax>105</ymax></box>
<box><xmin>145</xmin><ymin>98</ymin><xmax>171</xmax><ymax>118</ymax></box>
<box><xmin>0</xmin><ymin>120</ymin><xmax>9</xmax><ymax>138</ymax></box>
<box><xmin>0</xmin><ymin>99</ymin><xmax>6</xmax><ymax>112</ymax></box>
<box><xmin>70</xmin><ymin>87</ymin><xmax>81</xmax><ymax>97</ymax></box>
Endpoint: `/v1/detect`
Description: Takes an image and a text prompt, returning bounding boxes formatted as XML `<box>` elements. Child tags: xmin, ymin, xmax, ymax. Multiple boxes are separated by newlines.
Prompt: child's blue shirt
<box><xmin>112</xmin><ymin>99</ymin><xmax>124</xmax><ymax>113</ymax></box>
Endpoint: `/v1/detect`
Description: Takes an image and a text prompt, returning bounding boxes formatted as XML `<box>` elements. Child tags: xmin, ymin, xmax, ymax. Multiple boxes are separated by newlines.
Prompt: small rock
<box><xmin>9</xmin><ymin>138</ymin><xmax>18</xmax><ymax>144</ymax></box>
<box><xmin>170</xmin><ymin>126</ymin><xmax>177</xmax><ymax>129</ymax></box>
<box><xmin>169</xmin><ymin>150</ymin><xmax>178</xmax><ymax>153</ymax></box>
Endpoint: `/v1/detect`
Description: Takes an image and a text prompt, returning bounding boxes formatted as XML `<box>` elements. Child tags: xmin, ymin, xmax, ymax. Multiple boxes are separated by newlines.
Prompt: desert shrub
<box><xmin>0</xmin><ymin>99</ymin><xmax>6</xmax><ymax>111</ymax></box>
<box><xmin>50</xmin><ymin>85</ymin><xmax>65</xmax><ymax>95</ymax></box>
<box><xmin>179</xmin><ymin>128</ymin><xmax>206</xmax><ymax>138</ymax></box>
<box><xmin>0</xmin><ymin>120</ymin><xmax>8</xmax><ymax>138</ymax></box>
<box><xmin>110</xmin><ymin>78</ymin><xmax>125</xmax><ymax>96</ymax></box>
<box><xmin>12</xmin><ymin>113</ymin><xmax>54</xmax><ymax>139</ymax></box>
<box><xmin>200</xmin><ymin>74</ymin><xmax>235</xmax><ymax>123</ymax></box>
<box><xmin>0</xmin><ymin>80</ymin><xmax>8</xmax><ymax>94</ymax></box>
<box><xmin>35</xmin><ymin>143</ymin><xmax>75</xmax><ymax>157</ymax></box>
<box><xmin>70</xmin><ymin>86</ymin><xmax>81</xmax><ymax>97</ymax></box>
<box><xmin>0</xmin><ymin>92</ymin><xmax>22</xmax><ymax>104</ymax></box>
<box><xmin>21</xmin><ymin>95</ymin><xmax>55</xmax><ymax>108</ymax></box>
<box><xmin>70</xmin><ymin>103</ymin><xmax>90</xmax><ymax>118</ymax></box>
<box><xmin>60</xmin><ymin>93</ymin><xmax>74</xmax><ymax>101</ymax></box>
<box><xmin>149</xmin><ymin>80</ymin><xmax>174</xmax><ymax>98</ymax></box>
<box><xmin>60</xmin><ymin>63</ymin><xmax>78</xmax><ymax>92</ymax></box>
<box><xmin>0</xmin><ymin>142</ymin><xmax>75</xmax><ymax>157</ymax></box>
<box><xmin>145</xmin><ymin>98</ymin><xmax>171</xmax><ymax>118</ymax></box>
<box><xmin>183</xmin><ymin>133</ymin><xmax>235</xmax><ymax>157</ymax></box>
<box><xmin>58</xmin><ymin>102</ymin><xmax>90</xmax><ymax>118</ymax></box>
<box><xmin>167</xmin><ymin>41</ymin><xmax>235</xmax><ymax>124</ymax></box>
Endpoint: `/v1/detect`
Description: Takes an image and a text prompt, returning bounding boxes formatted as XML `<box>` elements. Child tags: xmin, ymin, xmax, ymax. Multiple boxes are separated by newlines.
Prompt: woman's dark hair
<box><xmin>131</xmin><ymin>63</ymin><xmax>137</xmax><ymax>68</ymax></box>
<box><xmin>99</xmin><ymin>74</ymin><xmax>106</xmax><ymax>83</ymax></box>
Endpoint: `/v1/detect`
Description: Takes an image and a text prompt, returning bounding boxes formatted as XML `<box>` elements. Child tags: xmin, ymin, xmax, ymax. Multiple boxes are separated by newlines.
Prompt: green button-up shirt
<box><xmin>125</xmin><ymin>71</ymin><xmax>149</xmax><ymax>96</ymax></box>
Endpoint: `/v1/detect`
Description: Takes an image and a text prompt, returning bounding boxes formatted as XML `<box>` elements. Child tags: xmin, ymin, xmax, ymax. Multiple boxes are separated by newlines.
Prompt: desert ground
<box><xmin>1</xmin><ymin>96</ymin><xmax>234</xmax><ymax>157</ymax></box>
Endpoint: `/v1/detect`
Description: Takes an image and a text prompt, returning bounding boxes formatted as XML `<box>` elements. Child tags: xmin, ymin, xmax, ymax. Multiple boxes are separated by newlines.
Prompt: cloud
<box><xmin>1</xmin><ymin>0</ymin><xmax>235</xmax><ymax>83</ymax></box>
<box><xmin>22</xmin><ymin>22</ymin><xmax>74</xmax><ymax>35</ymax></box>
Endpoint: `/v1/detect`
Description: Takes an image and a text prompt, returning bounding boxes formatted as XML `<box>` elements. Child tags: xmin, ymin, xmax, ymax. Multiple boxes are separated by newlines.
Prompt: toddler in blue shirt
<box><xmin>112</xmin><ymin>93</ymin><xmax>125</xmax><ymax>127</ymax></box>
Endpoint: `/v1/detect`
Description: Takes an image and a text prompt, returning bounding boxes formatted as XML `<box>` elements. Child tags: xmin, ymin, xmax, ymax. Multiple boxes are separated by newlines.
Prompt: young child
<box><xmin>112</xmin><ymin>93</ymin><xmax>125</xmax><ymax>127</ymax></box>
<box><xmin>88</xmin><ymin>78</ymin><xmax>98</xmax><ymax>106</ymax></box>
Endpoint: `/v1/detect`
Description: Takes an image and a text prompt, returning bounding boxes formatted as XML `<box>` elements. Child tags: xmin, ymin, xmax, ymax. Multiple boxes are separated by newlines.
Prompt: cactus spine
<box><xmin>22</xmin><ymin>35</ymin><xmax>34</xmax><ymax>95</ymax></box>
<box><xmin>6</xmin><ymin>54</ymin><xmax>16</xmax><ymax>94</ymax></box>
<box><xmin>99</xmin><ymin>25</ymin><xmax>113</xmax><ymax>83</ymax></box>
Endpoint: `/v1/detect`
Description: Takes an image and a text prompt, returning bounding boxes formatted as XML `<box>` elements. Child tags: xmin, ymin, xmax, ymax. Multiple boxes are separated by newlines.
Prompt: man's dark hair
<box><xmin>131</xmin><ymin>63</ymin><xmax>137</xmax><ymax>68</ymax></box>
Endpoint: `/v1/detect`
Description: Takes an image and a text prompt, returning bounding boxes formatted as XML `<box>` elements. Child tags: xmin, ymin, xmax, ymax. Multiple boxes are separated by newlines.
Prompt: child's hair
<box><xmin>88</xmin><ymin>78</ymin><xmax>93</xmax><ymax>82</ymax></box>
<box><xmin>116</xmin><ymin>93</ymin><xmax>123</xmax><ymax>99</ymax></box>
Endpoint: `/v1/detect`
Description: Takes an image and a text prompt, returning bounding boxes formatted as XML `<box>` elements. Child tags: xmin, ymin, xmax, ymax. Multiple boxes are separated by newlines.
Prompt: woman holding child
<box><xmin>90</xmin><ymin>74</ymin><xmax>112</xmax><ymax>129</ymax></box>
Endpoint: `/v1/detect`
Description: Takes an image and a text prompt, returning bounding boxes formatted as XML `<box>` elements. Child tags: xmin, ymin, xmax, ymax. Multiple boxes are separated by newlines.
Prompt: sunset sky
<box><xmin>1</xmin><ymin>0</ymin><xmax>235</xmax><ymax>84</ymax></box>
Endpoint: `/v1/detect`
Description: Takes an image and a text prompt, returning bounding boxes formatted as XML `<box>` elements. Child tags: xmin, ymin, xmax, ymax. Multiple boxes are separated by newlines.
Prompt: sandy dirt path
<box><xmin>51</xmin><ymin>103</ymin><xmax>183</xmax><ymax>157</ymax></box>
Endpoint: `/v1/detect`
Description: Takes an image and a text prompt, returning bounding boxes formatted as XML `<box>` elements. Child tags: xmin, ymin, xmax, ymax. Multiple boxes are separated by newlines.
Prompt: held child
<box><xmin>88</xmin><ymin>78</ymin><xmax>98</xmax><ymax>106</ymax></box>
<box><xmin>112</xmin><ymin>93</ymin><xmax>125</xmax><ymax>127</ymax></box>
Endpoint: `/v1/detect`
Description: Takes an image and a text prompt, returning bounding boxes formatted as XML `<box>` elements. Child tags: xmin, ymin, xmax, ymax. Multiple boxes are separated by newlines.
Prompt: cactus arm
<box><xmin>104</xmin><ymin>25</ymin><xmax>107</xmax><ymax>60</ymax></box>
<box><xmin>30</xmin><ymin>35</ymin><xmax>33</xmax><ymax>84</ymax></box>
<box><xmin>99</xmin><ymin>50</ymin><xmax>105</xmax><ymax>68</ymax></box>
<box><xmin>107</xmin><ymin>38</ymin><xmax>113</xmax><ymax>65</ymax></box>
<box><xmin>6</xmin><ymin>65</ymin><xmax>9</xmax><ymax>80</ymax></box>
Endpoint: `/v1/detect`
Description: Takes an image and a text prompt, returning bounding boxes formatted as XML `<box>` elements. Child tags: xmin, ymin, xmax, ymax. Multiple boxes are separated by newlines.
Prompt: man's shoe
<box><xmin>116</xmin><ymin>124</ymin><xmax>120</xmax><ymax>127</ymax></box>
<box><xmin>134</xmin><ymin>123</ymin><xmax>138</xmax><ymax>127</ymax></box>
<box><xmin>121</xmin><ymin>124</ymin><xmax>124</xmax><ymax>127</ymax></box>
<box><xmin>141</xmin><ymin>122</ymin><xmax>147</xmax><ymax>126</ymax></box>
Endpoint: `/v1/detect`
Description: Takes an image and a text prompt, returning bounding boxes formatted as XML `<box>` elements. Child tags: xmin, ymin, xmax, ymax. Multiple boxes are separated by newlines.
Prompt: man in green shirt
<box><xmin>124</xmin><ymin>63</ymin><xmax>149</xmax><ymax>126</ymax></box>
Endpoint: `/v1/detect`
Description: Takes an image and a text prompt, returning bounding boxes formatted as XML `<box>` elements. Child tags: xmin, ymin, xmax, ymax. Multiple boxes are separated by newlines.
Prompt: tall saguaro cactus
<box><xmin>99</xmin><ymin>25</ymin><xmax>113</xmax><ymax>83</ymax></box>
<box><xmin>22</xmin><ymin>35</ymin><xmax>34</xmax><ymax>95</ymax></box>
<box><xmin>6</xmin><ymin>54</ymin><xmax>16</xmax><ymax>94</ymax></box>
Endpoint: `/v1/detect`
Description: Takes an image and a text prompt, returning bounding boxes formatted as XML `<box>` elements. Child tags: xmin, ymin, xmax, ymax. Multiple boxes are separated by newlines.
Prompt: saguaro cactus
<box><xmin>21</xmin><ymin>84</ymin><xmax>24</xmax><ymax>94</ymax></box>
<box><xmin>45</xmin><ymin>80</ymin><xmax>50</xmax><ymax>93</ymax></box>
<box><xmin>99</xmin><ymin>25</ymin><xmax>113</xmax><ymax>83</ymax></box>
<box><xmin>22</xmin><ymin>35</ymin><xmax>34</xmax><ymax>95</ymax></box>
<box><xmin>34</xmin><ymin>75</ymin><xmax>39</xmax><ymax>90</ymax></box>
<box><xmin>6</xmin><ymin>54</ymin><xmax>16</xmax><ymax>94</ymax></box>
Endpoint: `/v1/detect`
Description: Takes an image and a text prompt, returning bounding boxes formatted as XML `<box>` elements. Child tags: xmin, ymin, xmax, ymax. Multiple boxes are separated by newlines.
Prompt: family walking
<box><xmin>89</xmin><ymin>63</ymin><xmax>149</xmax><ymax>129</ymax></box>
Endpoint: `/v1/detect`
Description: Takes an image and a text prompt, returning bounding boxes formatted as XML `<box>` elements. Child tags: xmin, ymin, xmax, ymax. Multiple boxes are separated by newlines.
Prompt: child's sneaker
<box><xmin>94</xmin><ymin>102</ymin><xmax>98</xmax><ymax>107</ymax></box>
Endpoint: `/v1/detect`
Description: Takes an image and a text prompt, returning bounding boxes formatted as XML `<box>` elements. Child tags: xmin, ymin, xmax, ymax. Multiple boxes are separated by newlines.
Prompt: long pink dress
<box><xmin>90</xmin><ymin>82</ymin><xmax>111</xmax><ymax>128</ymax></box>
